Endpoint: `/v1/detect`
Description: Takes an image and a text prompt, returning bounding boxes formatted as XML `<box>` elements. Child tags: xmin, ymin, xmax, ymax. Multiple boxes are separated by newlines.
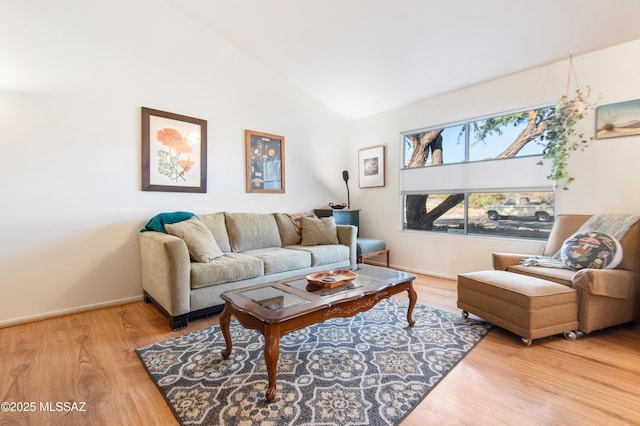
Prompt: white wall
<box><xmin>3</xmin><ymin>2</ymin><xmax>639</xmax><ymax>326</ymax></box>
<box><xmin>0</xmin><ymin>1</ymin><xmax>349</xmax><ymax>325</ymax></box>
<box><xmin>348</xmin><ymin>40</ymin><xmax>640</xmax><ymax>278</ymax></box>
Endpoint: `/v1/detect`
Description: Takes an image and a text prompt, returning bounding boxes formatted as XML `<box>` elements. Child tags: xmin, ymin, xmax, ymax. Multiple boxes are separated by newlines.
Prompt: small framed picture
<box><xmin>358</xmin><ymin>145</ymin><xmax>385</xmax><ymax>188</ymax></box>
<box><xmin>596</xmin><ymin>98</ymin><xmax>640</xmax><ymax>139</ymax></box>
<box><xmin>245</xmin><ymin>130</ymin><xmax>285</xmax><ymax>193</ymax></box>
<box><xmin>141</xmin><ymin>107</ymin><xmax>207</xmax><ymax>193</ymax></box>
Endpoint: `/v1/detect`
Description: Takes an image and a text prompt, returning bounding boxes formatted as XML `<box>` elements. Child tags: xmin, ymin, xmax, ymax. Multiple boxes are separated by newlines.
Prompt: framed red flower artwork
<box><xmin>141</xmin><ymin>107</ymin><xmax>207</xmax><ymax>193</ymax></box>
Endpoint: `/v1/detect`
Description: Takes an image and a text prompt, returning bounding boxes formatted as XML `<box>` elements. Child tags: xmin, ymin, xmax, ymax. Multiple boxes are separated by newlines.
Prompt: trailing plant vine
<box><xmin>538</xmin><ymin>87</ymin><xmax>597</xmax><ymax>190</ymax></box>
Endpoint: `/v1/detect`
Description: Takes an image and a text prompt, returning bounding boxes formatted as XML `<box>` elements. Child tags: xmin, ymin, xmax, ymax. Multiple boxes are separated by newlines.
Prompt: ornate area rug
<box><xmin>136</xmin><ymin>298</ymin><xmax>491</xmax><ymax>426</ymax></box>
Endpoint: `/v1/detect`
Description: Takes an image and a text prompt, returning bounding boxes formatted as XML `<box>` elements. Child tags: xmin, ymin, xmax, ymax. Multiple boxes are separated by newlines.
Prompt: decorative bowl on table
<box><xmin>329</xmin><ymin>203</ymin><xmax>347</xmax><ymax>210</ymax></box>
<box><xmin>306</xmin><ymin>269</ymin><xmax>358</xmax><ymax>288</ymax></box>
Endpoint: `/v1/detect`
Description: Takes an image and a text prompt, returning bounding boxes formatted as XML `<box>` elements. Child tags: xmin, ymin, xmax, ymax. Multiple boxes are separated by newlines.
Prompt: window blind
<box><xmin>399</xmin><ymin>156</ymin><xmax>553</xmax><ymax>194</ymax></box>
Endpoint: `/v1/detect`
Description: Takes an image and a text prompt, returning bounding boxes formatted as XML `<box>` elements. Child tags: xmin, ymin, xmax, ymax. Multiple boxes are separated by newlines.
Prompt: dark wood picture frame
<box><xmin>141</xmin><ymin>107</ymin><xmax>207</xmax><ymax>193</ymax></box>
<box><xmin>245</xmin><ymin>129</ymin><xmax>285</xmax><ymax>193</ymax></box>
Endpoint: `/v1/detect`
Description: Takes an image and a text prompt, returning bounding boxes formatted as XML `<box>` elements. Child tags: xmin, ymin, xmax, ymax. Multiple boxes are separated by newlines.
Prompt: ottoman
<box><xmin>457</xmin><ymin>270</ymin><xmax>579</xmax><ymax>345</ymax></box>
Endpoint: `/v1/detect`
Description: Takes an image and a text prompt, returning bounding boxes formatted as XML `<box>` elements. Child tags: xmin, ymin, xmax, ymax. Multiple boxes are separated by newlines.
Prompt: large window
<box><xmin>400</xmin><ymin>105</ymin><xmax>555</xmax><ymax>239</ymax></box>
<box><xmin>403</xmin><ymin>191</ymin><xmax>555</xmax><ymax>239</ymax></box>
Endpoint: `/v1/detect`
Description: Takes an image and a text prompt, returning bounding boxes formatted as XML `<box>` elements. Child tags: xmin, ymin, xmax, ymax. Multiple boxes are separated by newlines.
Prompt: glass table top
<box><xmin>226</xmin><ymin>265</ymin><xmax>416</xmax><ymax>317</ymax></box>
<box><xmin>284</xmin><ymin>276</ymin><xmax>368</xmax><ymax>297</ymax></box>
<box><xmin>238</xmin><ymin>286</ymin><xmax>310</xmax><ymax>311</ymax></box>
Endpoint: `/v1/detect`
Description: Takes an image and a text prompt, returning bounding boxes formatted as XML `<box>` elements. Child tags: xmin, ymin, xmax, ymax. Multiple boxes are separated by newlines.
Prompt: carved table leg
<box><xmin>220</xmin><ymin>305</ymin><xmax>233</xmax><ymax>359</ymax></box>
<box><xmin>263</xmin><ymin>325</ymin><xmax>281</xmax><ymax>403</ymax></box>
<box><xmin>406</xmin><ymin>282</ymin><xmax>417</xmax><ymax>327</ymax></box>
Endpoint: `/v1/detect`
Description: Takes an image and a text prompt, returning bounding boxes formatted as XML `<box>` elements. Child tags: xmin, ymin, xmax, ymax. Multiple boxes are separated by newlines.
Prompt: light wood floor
<box><xmin>1</xmin><ymin>273</ymin><xmax>639</xmax><ymax>426</ymax></box>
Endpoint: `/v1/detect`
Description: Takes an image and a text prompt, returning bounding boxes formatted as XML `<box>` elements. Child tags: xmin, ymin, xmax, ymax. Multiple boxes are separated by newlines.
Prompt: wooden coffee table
<box><xmin>219</xmin><ymin>264</ymin><xmax>417</xmax><ymax>402</ymax></box>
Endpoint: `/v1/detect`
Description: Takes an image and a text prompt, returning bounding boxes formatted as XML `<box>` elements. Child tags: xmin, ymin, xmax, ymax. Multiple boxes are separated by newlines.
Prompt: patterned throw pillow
<box><xmin>286</xmin><ymin>211</ymin><xmax>317</xmax><ymax>244</ymax></box>
<box><xmin>560</xmin><ymin>230</ymin><xmax>623</xmax><ymax>271</ymax></box>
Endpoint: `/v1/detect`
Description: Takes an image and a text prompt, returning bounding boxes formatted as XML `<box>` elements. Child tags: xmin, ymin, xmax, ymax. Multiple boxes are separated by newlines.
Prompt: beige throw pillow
<box><xmin>300</xmin><ymin>216</ymin><xmax>339</xmax><ymax>246</ymax></box>
<box><xmin>165</xmin><ymin>216</ymin><xmax>224</xmax><ymax>263</ymax></box>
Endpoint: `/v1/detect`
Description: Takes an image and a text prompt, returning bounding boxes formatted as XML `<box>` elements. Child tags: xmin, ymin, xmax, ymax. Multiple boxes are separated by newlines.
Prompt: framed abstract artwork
<box><xmin>358</xmin><ymin>145</ymin><xmax>385</xmax><ymax>188</ymax></box>
<box><xmin>141</xmin><ymin>107</ymin><xmax>207</xmax><ymax>193</ymax></box>
<box><xmin>245</xmin><ymin>129</ymin><xmax>285</xmax><ymax>193</ymax></box>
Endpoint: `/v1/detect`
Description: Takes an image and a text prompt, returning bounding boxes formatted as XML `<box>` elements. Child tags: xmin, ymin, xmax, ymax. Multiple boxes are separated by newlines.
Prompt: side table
<box><xmin>314</xmin><ymin>208</ymin><xmax>360</xmax><ymax>236</ymax></box>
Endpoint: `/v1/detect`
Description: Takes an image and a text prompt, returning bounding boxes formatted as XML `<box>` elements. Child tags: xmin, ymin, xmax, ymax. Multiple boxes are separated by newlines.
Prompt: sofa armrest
<box><xmin>492</xmin><ymin>253</ymin><xmax>530</xmax><ymax>270</ymax></box>
<box><xmin>336</xmin><ymin>225</ymin><xmax>357</xmax><ymax>266</ymax></box>
<box><xmin>572</xmin><ymin>268</ymin><xmax>640</xmax><ymax>299</ymax></box>
<box><xmin>138</xmin><ymin>231</ymin><xmax>191</xmax><ymax>316</ymax></box>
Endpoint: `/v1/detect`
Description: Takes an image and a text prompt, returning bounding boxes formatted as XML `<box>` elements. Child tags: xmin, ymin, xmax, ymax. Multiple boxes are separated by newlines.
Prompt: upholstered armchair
<box><xmin>492</xmin><ymin>214</ymin><xmax>640</xmax><ymax>333</ymax></box>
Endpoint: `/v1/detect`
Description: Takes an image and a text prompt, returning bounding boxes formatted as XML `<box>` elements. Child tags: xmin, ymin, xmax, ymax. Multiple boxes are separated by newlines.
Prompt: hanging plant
<box><xmin>538</xmin><ymin>54</ymin><xmax>598</xmax><ymax>190</ymax></box>
<box><xmin>538</xmin><ymin>87</ymin><xmax>596</xmax><ymax>190</ymax></box>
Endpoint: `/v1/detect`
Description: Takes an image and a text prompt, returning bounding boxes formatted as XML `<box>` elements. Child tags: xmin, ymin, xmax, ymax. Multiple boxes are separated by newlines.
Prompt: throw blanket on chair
<box><xmin>520</xmin><ymin>214</ymin><xmax>640</xmax><ymax>269</ymax></box>
<box><xmin>576</xmin><ymin>214</ymin><xmax>640</xmax><ymax>240</ymax></box>
<box><xmin>520</xmin><ymin>255</ymin><xmax>568</xmax><ymax>268</ymax></box>
<box><xmin>140</xmin><ymin>211</ymin><xmax>195</xmax><ymax>233</ymax></box>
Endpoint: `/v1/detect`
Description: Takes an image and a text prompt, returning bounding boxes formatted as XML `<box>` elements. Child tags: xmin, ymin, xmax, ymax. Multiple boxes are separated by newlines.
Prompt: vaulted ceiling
<box><xmin>169</xmin><ymin>0</ymin><xmax>640</xmax><ymax>119</ymax></box>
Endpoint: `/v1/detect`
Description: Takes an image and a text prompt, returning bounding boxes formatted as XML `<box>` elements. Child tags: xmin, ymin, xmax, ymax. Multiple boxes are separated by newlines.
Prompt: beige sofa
<box><xmin>139</xmin><ymin>212</ymin><xmax>357</xmax><ymax>330</ymax></box>
<box><xmin>458</xmin><ymin>214</ymin><xmax>640</xmax><ymax>344</ymax></box>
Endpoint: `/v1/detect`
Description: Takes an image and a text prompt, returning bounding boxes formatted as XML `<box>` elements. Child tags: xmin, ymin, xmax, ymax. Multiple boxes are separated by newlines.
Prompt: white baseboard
<box><xmin>0</xmin><ymin>295</ymin><xmax>144</xmax><ymax>329</ymax></box>
<box><xmin>362</xmin><ymin>261</ymin><xmax>456</xmax><ymax>281</ymax></box>
<box><xmin>391</xmin><ymin>264</ymin><xmax>457</xmax><ymax>281</ymax></box>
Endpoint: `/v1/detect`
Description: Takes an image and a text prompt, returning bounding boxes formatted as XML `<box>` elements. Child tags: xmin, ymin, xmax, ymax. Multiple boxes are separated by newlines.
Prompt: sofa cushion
<box><xmin>199</xmin><ymin>212</ymin><xmax>231</xmax><ymax>253</ymax></box>
<box><xmin>274</xmin><ymin>211</ymin><xmax>317</xmax><ymax>246</ymax></box>
<box><xmin>190</xmin><ymin>252</ymin><xmax>264</xmax><ymax>289</ymax></box>
<box><xmin>300</xmin><ymin>216</ymin><xmax>339</xmax><ymax>246</ymax></box>
<box><xmin>242</xmin><ymin>247</ymin><xmax>311</xmax><ymax>274</ymax></box>
<box><xmin>507</xmin><ymin>264</ymin><xmax>576</xmax><ymax>286</ymax></box>
<box><xmin>164</xmin><ymin>216</ymin><xmax>224</xmax><ymax>263</ymax></box>
<box><xmin>226</xmin><ymin>213</ymin><xmax>282</xmax><ymax>252</ymax></box>
<box><xmin>559</xmin><ymin>231</ymin><xmax>623</xmax><ymax>270</ymax></box>
<box><xmin>287</xmin><ymin>244</ymin><xmax>349</xmax><ymax>266</ymax></box>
